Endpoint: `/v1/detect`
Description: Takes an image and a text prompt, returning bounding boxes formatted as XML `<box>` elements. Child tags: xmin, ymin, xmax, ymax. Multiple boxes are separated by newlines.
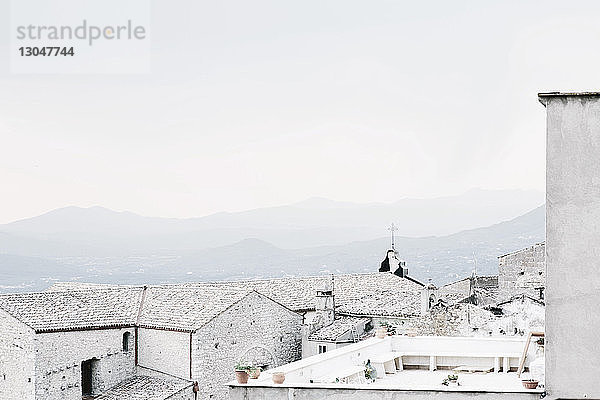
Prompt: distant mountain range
<box><xmin>0</xmin><ymin>189</ymin><xmax>545</xmax><ymax>292</ymax></box>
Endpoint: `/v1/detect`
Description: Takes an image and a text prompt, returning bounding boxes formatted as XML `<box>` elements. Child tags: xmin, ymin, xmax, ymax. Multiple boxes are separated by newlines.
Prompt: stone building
<box><xmin>498</xmin><ymin>242</ymin><xmax>545</xmax><ymax>301</ymax></box>
<box><xmin>136</xmin><ymin>286</ymin><xmax>302</xmax><ymax>400</ymax></box>
<box><xmin>0</xmin><ymin>288</ymin><xmax>144</xmax><ymax>400</ymax></box>
<box><xmin>48</xmin><ymin>273</ymin><xmax>429</xmax><ymax>363</ymax></box>
<box><xmin>0</xmin><ymin>286</ymin><xmax>302</xmax><ymax>400</ymax></box>
<box><xmin>438</xmin><ymin>275</ymin><xmax>499</xmax><ymax>306</ymax></box>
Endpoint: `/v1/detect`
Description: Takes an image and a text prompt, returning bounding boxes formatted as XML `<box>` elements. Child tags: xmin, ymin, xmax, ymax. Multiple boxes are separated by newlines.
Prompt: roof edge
<box><xmin>538</xmin><ymin>92</ymin><xmax>600</xmax><ymax>107</ymax></box>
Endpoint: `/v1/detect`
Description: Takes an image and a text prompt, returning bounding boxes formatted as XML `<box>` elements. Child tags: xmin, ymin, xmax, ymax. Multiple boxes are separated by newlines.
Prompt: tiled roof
<box><xmin>438</xmin><ymin>275</ymin><xmax>499</xmax><ymax>306</ymax></box>
<box><xmin>138</xmin><ymin>286</ymin><xmax>253</xmax><ymax>331</ymax></box>
<box><xmin>308</xmin><ymin>317</ymin><xmax>370</xmax><ymax>342</ymax></box>
<box><xmin>0</xmin><ymin>285</ymin><xmax>281</xmax><ymax>333</ymax></box>
<box><xmin>337</xmin><ymin>289</ymin><xmax>422</xmax><ymax>317</ymax></box>
<box><xmin>495</xmin><ymin>294</ymin><xmax>545</xmax><ymax>307</ymax></box>
<box><xmin>47</xmin><ymin>272</ymin><xmax>425</xmax><ymax>320</ymax></box>
<box><xmin>0</xmin><ymin>288</ymin><xmax>143</xmax><ymax>332</ymax></box>
<box><xmin>189</xmin><ymin>272</ymin><xmax>424</xmax><ymax>315</ymax></box>
<box><xmin>95</xmin><ymin>375</ymin><xmax>192</xmax><ymax>400</ymax></box>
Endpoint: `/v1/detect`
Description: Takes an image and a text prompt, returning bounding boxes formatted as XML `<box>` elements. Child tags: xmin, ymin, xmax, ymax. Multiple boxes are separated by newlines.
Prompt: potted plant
<box><xmin>234</xmin><ymin>362</ymin><xmax>251</xmax><ymax>384</ymax></box>
<box><xmin>364</xmin><ymin>359</ymin><xmax>377</xmax><ymax>382</ymax></box>
<box><xmin>376</xmin><ymin>322</ymin><xmax>389</xmax><ymax>339</ymax></box>
<box><xmin>248</xmin><ymin>366</ymin><xmax>261</xmax><ymax>379</ymax></box>
<box><xmin>442</xmin><ymin>374</ymin><xmax>459</xmax><ymax>386</ymax></box>
<box><xmin>272</xmin><ymin>371</ymin><xmax>285</xmax><ymax>384</ymax></box>
<box><xmin>522</xmin><ymin>379</ymin><xmax>539</xmax><ymax>389</ymax></box>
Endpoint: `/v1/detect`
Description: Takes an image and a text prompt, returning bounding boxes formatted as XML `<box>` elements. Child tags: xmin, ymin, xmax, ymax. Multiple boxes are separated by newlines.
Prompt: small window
<box><xmin>123</xmin><ymin>332</ymin><xmax>131</xmax><ymax>352</ymax></box>
<box><xmin>318</xmin><ymin>345</ymin><xmax>327</xmax><ymax>354</ymax></box>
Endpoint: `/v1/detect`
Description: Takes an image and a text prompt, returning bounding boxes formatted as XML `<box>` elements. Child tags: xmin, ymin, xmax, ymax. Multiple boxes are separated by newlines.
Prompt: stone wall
<box><xmin>34</xmin><ymin>328</ymin><xmax>136</xmax><ymax>400</ymax></box>
<box><xmin>399</xmin><ymin>304</ymin><xmax>497</xmax><ymax>337</ymax></box>
<box><xmin>192</xmin><ymin>291</ymin><xmax>303</xmax><ymax>400</ymax></box>
<box><xmin>498</xmin><ymin>243</ymin><xmax>545</xmax><ymax>300</ymax></box>
<box><xmin>0</xmin><ymin>309</ymin><xmax>36</xmax><ymax>400</ymax></box>
<box><xmin>138</xmin><ymin>328</ymin><xmax>190</xmax><ymax>380</ymax></box>
<box><xmin>438</xmin><ymin>278</ymin><xmax>470</xmax><ymax>304</ymax></box>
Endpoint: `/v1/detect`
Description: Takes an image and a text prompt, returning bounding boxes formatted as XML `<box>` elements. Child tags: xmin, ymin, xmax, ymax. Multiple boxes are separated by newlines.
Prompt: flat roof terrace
<box><xmin>229</xmin><ymin>336</ymin><xmax>544</xmax><ymax>400</ymax></box>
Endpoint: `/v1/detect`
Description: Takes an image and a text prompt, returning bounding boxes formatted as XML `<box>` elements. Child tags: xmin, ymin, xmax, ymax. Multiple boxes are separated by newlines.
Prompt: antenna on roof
<box><xmin>388</xmin><ymin>223</ymin><xmax>398</xmax><ymax>250</ymax></box>
<box><xmin>330</xmin><ymin>274</ymin><xmax>335</xmax><ymax>295</ymax></box>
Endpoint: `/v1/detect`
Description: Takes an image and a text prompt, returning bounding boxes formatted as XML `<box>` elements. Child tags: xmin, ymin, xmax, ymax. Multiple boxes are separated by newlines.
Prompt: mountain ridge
<box><xmin>0</xmin><ymin>203</ymin><xmax>545</xmax><ymax>293</ymax></box>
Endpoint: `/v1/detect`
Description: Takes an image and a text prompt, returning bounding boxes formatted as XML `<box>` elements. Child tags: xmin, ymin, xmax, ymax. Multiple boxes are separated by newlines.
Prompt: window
<box><xmin>318</xmin><ymin>345</ymin><xmax>327</xmax><ymax>354</ymax></box>
<box><xmin>122</xmin><ymin>332</ymin><xmax>131</xmax><ymax>352</ymax></box>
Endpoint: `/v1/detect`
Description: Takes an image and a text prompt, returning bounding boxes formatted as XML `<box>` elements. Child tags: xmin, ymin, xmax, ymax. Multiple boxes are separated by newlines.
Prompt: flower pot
<box><xmin>522</xmin><ymin>380</ymin><xmax>538</xmax><ymax>389</ymax></box>
<box><xmin>235</xmin><ymin>370</ymin><xmax>249</xmax><ymax>384</ymax></box>
<box><xmin>272</xmin><ymin>372</ymin><xmax>285</xmax><ymax>384</ymax></box>
<box><xmin>249</xmin><ymin>367</ymin><xmax>261</xmax><ymax>379</ymax></box>
<box><xmin>375</xmin><ymin>327</ymin><xmax>387</xmax><ymax>339</ymax></box>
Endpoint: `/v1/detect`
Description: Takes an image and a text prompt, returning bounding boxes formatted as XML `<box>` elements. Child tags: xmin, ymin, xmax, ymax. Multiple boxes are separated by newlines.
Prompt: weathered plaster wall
<box><xmin>34</xmin><ymin>328</ymin><xmax>135</xmax><ymax>399</ymax></box>
<box><xmin>138</xmin><ymin>328</ymin><xmax>190</xmax><ymax>380</ymax></box>
<box><xmin>0</xmin><ymin>309</ymin><xmax>36</xmax><ymax>400</ymax></box>
<box><xmin>543</xmin><ymin>93</ymin><xmax>600</xmax><ymax>399</ymax></box>
<box><xmin>498</xmin><ymin>243</ymin><xmax>545</xmax><ymax>300</ymax></box>
<box><xmin>192</xmin><ymin>291</ymin><xmax>302</xmax><ymax>400</ymax></box>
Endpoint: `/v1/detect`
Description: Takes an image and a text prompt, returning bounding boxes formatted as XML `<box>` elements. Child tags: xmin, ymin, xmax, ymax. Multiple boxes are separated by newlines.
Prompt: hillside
<box><xmin>0</xmin><ymin>203</ymin><xmax>545</xmax><ymax>292</ymax></box>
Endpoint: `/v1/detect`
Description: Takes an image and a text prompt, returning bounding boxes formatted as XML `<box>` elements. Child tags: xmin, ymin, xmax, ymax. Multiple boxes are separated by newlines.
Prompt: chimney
<box><xmin>420</xmin><ymin>280</ymin><xmax>437</xmax><ymax>315</ymax></box>
<box><xmin>314</xmin><ymin>276</ymin><xmax>335</xmax><ymax>326</ymax></box>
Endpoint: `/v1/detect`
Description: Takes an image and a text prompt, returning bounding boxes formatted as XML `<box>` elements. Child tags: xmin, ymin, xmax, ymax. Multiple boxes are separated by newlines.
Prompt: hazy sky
<box><xmin>1</xmin><ymin>0</ymin><xmax>598</xmax><ymax>223</ymax></box>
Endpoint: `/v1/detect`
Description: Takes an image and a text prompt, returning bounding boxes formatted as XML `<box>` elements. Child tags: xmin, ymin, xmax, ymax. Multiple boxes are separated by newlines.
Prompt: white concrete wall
<box><xmin>266</xmin><ymin>336</ymin><xmax>532</xmax><ymax>384</ymax></box>
<box><xmin>392</xmin><ymin>335</ymin><xmax>528</xmax><ymax>370</ymax></box>
<box><xmin>304</xmin><ymin>341</ymin><xmax>350</xmax><ymax>358</ymax></box>
<box><xmin>270</xmin><ymin>337</ymin><xmax>391</xmax><ymax>382</ymax></box>
<box><xmin>543</xmin><ymin>93</ymin><xmax>600</xmax><ymax>399</ymax></box>
<box><xmin>229</xmin><ymin>386</ymin><xmax>540</xmax><ymax>400</ymax></box>
<box><xmin>0</xmin><ymin>309</ymin><xmax>36</xmax><ymax>400</ymax></box>
<box><xmin>34</xmin><ymin>328</ymin><xmax>136</xmax><ymax>399</ymax></box>
<box><xmin>137</xmin><ymin>328</ymin><xmax>190</xmax><ymax>380</ymax></box>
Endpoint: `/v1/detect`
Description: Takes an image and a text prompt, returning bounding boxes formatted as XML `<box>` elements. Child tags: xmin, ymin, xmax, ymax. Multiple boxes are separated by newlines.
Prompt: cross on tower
<box><xmin>388</xmin><ymin>223</ymin><xmax>398</xmax><ymax>250</ymax></box>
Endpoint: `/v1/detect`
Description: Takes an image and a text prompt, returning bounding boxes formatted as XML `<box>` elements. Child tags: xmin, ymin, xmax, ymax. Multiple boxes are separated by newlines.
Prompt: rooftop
<box><xmin>538</xmin><ymin>92</ymin><xmax>600</xmax><ymax>106</ymax></box>
<box><xmin>498</xmin><ymin>242</ymin><xmax>545</xmax><ymax>259</ymax></box>
<box><xmin>48</xmin><ymin>272</ymin><xmax>425</xmax><ymax>317</ymax></box>
<box><xmin>95</xmin><ymin>375</ymin><xmax>192</xmax><ymax>400</ymax></box>
<box><xmin>538</xmin><ymin>91</ymin><xmax>600</xmax><ymax>97</ymax></box>
<box><xmin>308</xmin><ymin>316</ymin><xmax>370</xmax><ymax>342</ymax></box>
<box><xmin>0</xmin><ymin>288</ymin><xmax>144</xmax><ymax>332</ymax></box>
<box><xmin>0</xmin><ymin>285</ymin><xmax>266</xmax><ymax>332</ymax></box>
<box><xmin>138</xmin><ymin>286</ymin><xmax>255</xmax><ymax>331</ymax></box>
<box><xmin>229</xmin><ymin>336</ymin><xmax>543</xmax><ymax>398</ymax></box>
